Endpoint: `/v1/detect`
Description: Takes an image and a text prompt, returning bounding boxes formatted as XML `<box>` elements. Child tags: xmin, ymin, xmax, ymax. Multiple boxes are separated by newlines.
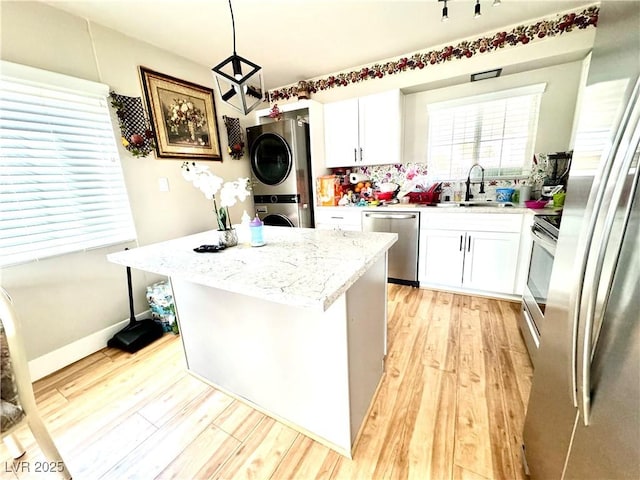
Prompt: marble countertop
<box><xmin>107</xmin><ymin>227</ymin><xmax>397</xmax><ymax>312</ymax></box>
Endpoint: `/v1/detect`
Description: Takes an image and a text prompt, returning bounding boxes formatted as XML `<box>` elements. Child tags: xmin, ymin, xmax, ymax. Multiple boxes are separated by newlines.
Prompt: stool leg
<box><xmin>3</xmin><ymin>434</ymin><xmax>26</xmax><ymax>459</ymax></box>
<box><xmin>28</xmin><ymin>417</ymin><xmax>72</xmax><ymax>479</ymax></box>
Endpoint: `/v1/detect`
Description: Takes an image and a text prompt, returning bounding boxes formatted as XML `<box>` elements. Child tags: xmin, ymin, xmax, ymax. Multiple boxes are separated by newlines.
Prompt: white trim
<box><xmin>27</xmin><ymin>310</ymin><xmax>149</xmax><ymax>381</ymax></box>
<box><xmin>427</xmin><ymin>82</ymin><xmax>547</xmax><ymax>111</ymax></box>
<box><xmin>0</xmin><ymin>60</ymin><xmax>109</xmax><ymax>97</ymax></box>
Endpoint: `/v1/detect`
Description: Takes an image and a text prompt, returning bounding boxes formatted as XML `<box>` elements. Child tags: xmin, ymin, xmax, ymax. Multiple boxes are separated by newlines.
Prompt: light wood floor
<box><xmin>2</xmin><ymin>285</ymin><xmax>533</xmax><ymax>480</ymax></box>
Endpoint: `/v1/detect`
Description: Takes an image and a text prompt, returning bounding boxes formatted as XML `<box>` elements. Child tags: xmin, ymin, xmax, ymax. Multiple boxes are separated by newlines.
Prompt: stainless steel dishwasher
<box><xmin>362</xmin><ymin>210</ymin><xmax>419</xmax><ymax>287</ymax></box>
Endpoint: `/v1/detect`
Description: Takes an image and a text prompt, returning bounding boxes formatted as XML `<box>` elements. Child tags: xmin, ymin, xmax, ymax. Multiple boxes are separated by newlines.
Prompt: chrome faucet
<box><xmin>465</xmin><ymin>164</ymin><xmax>485</xmax><ymax>201</ymax></box>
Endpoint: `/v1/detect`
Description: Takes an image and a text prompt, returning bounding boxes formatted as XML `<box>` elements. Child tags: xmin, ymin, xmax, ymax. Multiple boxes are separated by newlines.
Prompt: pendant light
<box><xmin>212</xmin><ymin>0</ymin><xmax>264</xmax><ymax>115</ymax></box>
<box><xmin>474</xmin><ymin>0</ymin><xmax>482</xmax><ymax>18</ymax></box>
<box><xmin>441</xmin><ymin>0</ymin><xmax>449</xmax><ymax>22</ymax></box>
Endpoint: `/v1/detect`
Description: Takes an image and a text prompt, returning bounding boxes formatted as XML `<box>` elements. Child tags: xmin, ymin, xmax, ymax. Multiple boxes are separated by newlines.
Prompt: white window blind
<box><xmin>571</xmin><ymin>79</ymin><xmax>630</xmax><ymax>175</ymax></box>
<box><xmin>427</xmin><ymin>84</ymin><xmax>545</xmax><ymax>180</ymax></box>
<box><xmin>0</xmin><ymin>62</ymin><xmax>136</xmax><ymax>267</ymax></box>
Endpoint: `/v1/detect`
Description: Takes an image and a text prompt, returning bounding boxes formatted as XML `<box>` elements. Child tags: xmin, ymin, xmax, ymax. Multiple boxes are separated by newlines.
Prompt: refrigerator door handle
<box><xmin>579</xmin><ymin>79</ymin><xmax>640</xmax><ymax>426</ymax></box>
<box><xmin>569</xmin><ymin>77</ymin><xmax>640</xmax><ymax>409</ymax></box>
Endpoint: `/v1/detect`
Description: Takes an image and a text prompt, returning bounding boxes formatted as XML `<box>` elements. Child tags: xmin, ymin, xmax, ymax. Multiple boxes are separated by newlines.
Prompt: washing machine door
<box><xmin>250</xmin><ymin>133</ymin><xmax>293</xmax><ymax>186</ymax></box>
<box><xmin>263</xmin><ymin>214</ymin><xmax>294</xmax><ymax>227</ymax></box>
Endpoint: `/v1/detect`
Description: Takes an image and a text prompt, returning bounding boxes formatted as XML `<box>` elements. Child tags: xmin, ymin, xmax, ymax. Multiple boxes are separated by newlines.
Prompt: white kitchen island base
<box><xmin>107</xmin><ymin>227</ymin><xmax>397</xmax><ymax>457</ymax></box>
<box><xmin>171</xmin><ymin>254</ymin><xmax>387</xmax><ymax>457</ymax></box>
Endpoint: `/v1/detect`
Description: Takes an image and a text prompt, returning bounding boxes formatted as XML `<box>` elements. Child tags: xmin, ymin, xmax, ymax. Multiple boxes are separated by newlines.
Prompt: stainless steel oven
<box><xmin>520</xmin><ymin>214</ymin><xmax>560</xmax><ymax>366</ymax></box>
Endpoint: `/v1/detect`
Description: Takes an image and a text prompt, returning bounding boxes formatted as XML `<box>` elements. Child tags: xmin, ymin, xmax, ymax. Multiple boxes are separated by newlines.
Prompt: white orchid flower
<box><xmin>181</xmin><ymin>163</ymin><xmax>197</xmax><ymax>182</ymax></box>
<box><xmin>181</xmin><ymin>163</ymin><xmax>250</xmax><ymax>230</ymax></box>
<box><xmin>219</xmin><ymin>182</ymin><xmax>238</xmax><ymax>207</ymax></box>
<box><xmin>198</xmin><ymin>174</ymin><xmax>224</xmax><ymax>199</ymax></box>
<box><xmin>235</xmin><ymin>177</ymin><xmax>251</xmax><ymax>202</ymax></box>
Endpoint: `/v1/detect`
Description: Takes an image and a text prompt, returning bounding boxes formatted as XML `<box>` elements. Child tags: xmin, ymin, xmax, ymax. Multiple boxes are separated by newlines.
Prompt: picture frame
<box><xmin>139</xmin><ymin>67</ymin><xmax>222</xmax><ymax>160</ymax></box>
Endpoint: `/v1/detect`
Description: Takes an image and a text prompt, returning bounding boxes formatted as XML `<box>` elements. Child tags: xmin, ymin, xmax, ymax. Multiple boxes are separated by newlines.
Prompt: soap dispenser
<box><xmin>250</xmin><ymin>214</ymin><xmax>265</xmax><ymax>247</ymax></box>
<box><xmin>239</xmin><ymin>210</ymin><xmax>251</xmax><ymax>246</ymax></box>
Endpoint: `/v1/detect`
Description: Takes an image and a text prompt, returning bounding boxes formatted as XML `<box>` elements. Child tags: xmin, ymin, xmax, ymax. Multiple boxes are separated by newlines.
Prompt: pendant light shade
<box><xmin>441</xmin><ymin>0</ymin><xmax>449</xmax><ymax>21</ymax></box>
<box><xmin>212</xmin><ymin>0</ymin><xmax>264</xmax><ymax>115</ymax></box>
<box><xmin>474</xmin><ymin>0</ymin><xmax>482</xmax><ymax>17</ymax></box>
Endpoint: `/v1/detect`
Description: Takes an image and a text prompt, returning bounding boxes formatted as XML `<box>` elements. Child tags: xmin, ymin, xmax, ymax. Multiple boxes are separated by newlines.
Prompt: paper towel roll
<box><xmin>349</xmin><ymin>173</ymin><xmax>369</xmax><ymax>184</ymax></box>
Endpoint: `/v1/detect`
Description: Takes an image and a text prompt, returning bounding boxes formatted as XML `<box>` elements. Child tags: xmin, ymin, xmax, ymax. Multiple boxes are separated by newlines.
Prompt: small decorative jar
<box><xmin>519</xmin><ymin>185</ymin><xmax>532</xmax><ymax>203</ymax></box>
<box><xmin>297</xmin><ymin>81</ymin><xmax>310</xmax><ymax>100</ymax></box>
<box><xmin>250</xmin><ymin>215</ymin><xmax>265</xmax><ymax>247</ymax></box>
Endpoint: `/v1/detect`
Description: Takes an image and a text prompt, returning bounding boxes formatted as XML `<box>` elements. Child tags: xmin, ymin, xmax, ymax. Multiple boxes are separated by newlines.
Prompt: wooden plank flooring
<box><xmin>1</xmin><ymin>286</ymin><xmax>532</xmax><ymax>480</ymax></box>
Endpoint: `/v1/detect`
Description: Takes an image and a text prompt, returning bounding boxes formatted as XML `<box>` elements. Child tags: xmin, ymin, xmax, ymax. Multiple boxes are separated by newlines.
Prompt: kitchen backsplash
<box><xmin>350</xmin><ymin>152</ymin><xmax>559</xmax><ymax>200</ymax></box>
<box><xmin>353</xmin><ymin>163</ymin><xmax>430</xmax><ymax>188</ymax></box>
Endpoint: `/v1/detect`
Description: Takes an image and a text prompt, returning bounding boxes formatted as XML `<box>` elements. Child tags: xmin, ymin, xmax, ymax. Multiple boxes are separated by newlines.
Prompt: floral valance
<box><xmin>268</xmin><ymin>5</ymin><xmax>598</xmax><ymax>102</ymax></box>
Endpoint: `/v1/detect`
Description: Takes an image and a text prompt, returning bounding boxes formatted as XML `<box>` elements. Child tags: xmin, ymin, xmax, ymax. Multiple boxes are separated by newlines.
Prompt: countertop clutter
<box><xmin>317</xmin><ymin>171</ymin><xmax>553</xmax><ymax>211</ymax></box>
<box><xmin>316</xmin><ymin>203</ymin><xmax>551</xmax><ymax>215</ymax></box>
<box><xmin>108</xmin><ymin>227</ymin><xmax>397</xmax><ymax>311</ymax></box>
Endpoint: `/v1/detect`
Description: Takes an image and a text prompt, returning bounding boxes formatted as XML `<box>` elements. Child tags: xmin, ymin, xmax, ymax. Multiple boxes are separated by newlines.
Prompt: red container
<box><xmin>376</xmin><ymin>191</ymin><xmax>394</xmax><ymax>201</ymax></box>
<box><xmin>408</xmin><ymin>183</ymin><xmax>441</xmax><ymax>204</ymax></box>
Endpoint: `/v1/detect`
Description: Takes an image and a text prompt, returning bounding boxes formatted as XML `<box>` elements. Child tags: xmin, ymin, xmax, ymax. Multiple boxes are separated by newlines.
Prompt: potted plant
<box><xmin>181</xmin><ymin>162</ymin><xmax>250</xmax><ymax>246</ymax></box>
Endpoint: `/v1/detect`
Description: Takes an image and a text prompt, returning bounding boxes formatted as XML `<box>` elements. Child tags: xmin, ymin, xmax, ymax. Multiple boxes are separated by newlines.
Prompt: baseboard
<box><xmin>28</xmin><ymin>310</ymin><xmax>150</xmax><ymax>381</ymax></box>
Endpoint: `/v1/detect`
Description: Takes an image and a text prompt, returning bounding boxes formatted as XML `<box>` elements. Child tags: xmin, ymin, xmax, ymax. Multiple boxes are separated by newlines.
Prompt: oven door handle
<box><xmin>531</xmin><ymin>226</ymin><xmax>556</xmax><ymax>256</ymax></box>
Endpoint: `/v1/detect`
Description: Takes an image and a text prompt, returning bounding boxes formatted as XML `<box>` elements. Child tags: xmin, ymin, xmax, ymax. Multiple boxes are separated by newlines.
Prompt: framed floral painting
<box><xmin>139</xmin><ymin>67</ymin><xmax>221</xmax><ymax>160</ymax></box>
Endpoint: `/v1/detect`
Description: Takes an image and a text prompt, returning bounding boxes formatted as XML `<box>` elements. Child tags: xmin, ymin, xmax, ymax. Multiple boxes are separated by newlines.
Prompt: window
<box><xmin>427</xmin><ymin>84</ymin><xmax>545</xmax><ymax>180</ymax></box>
<box><xmin>0</xmin><ymin>61</ymin><xmax>136</xmax><ymax>267</ymax></box>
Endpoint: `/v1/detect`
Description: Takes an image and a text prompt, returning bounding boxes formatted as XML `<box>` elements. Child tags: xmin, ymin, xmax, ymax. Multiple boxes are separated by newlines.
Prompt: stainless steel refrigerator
<box><xmin>522</xmin><ymin>2</ymin><xmax>640</xmax><ymax>479</ymax></box>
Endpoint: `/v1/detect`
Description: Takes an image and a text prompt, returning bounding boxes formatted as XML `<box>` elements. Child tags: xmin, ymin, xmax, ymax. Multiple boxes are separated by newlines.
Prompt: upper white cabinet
<box><xmin>324</xmin><ymin>89</ymin><xmax>402</xmax><ymax>168</ymax></box>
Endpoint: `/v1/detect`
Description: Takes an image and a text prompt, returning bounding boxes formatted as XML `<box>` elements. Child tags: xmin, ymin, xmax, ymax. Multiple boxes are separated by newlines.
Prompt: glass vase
<box><xmin>218</xmin><ymin>229</ymin><xmax>238</xmax><ymax>248</ymax></box>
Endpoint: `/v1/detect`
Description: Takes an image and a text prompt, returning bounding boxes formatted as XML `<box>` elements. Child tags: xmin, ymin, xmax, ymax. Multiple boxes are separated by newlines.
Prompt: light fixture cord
<box><xmin>228</xmin><ymin>0</ymin><xmax>237</xmax><ymax>55</ymax></box>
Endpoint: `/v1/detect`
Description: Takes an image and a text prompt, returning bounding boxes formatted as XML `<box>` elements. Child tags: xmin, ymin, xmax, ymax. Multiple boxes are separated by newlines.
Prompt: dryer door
<box><xmin>250</xmin><ymin>133</ymin><xmax>292</xmax><ymax>186</ymax></box>
<box><xmin>263</xmin><ymin>214</ymin><xmax>294</xmax><ymax>227</ymax></box>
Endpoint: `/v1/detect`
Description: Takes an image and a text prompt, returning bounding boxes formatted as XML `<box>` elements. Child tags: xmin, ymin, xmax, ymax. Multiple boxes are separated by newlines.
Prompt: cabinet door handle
<box><xmin>459</xmin><ymin>235</ymin><xmax>463</xmax><ymax>251</ymax></box>
<box><xmin>354</xmin><ymin>148</ymin><xmax>357</xmax><ymax>162</ymax></box>
<box><xmin>359</xmin><ymin>147</ymin><xmax>363</xmax><ymax>162</ymax></box>
<box><xmin>467</xmin><ymin>235</ymin><xmax>471</xmax><ymax>252</ymax></box>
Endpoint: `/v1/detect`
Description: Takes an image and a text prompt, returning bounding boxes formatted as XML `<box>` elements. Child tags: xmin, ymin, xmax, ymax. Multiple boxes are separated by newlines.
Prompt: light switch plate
<box><xmin>158</xmin><ymin>177</ymin><xmax>170</xmax><ymax>192</ymax></box>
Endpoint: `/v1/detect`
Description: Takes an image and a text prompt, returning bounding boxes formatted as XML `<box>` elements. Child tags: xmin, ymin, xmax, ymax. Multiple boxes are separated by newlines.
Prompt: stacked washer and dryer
<box><xmin>247</xmin><ymin>120</ymin><xmax>314</xmax><ymax>228</ymax></box>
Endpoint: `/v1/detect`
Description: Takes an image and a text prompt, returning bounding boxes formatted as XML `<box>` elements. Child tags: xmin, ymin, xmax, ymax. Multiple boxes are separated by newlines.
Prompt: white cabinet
<box><xmin>324</xmin><ymin>89</ymin><xmax>402</xmax><ymax>168</ymax></box>
<box><xmin>324</xmin><ymin>99</ymin><xmax>360</xmax><ymax>167</ymax></box>
<box><xmin>462</xmin><ymin>230</ymin><xmax>521</xmax><ymax>293</ymax></box>
<box><xmin>314</xmin><ymin>207</ymin><xmax>362</xmax><ymax>231</ymax></box>
<box><xmin>421</xmin><ymin>229</ymin><xmax>465</xmax><ymax>286</ymax></box>
<box><xmin>419</xmin><ymin>212</ymin><xmax>523</xmax><ymax>296</ymax></box>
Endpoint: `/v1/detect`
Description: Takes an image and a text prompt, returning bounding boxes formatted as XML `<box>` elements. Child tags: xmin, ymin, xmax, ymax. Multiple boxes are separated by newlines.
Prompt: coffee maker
<box><xmin>542</xmin><ymin>151</ymin><xmax>572</xmax><ymax>198</ymax></box>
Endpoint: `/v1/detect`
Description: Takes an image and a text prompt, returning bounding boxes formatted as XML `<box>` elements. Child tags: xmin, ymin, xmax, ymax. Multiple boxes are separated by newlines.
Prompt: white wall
<box><xmin>0</xmin><ymin>2</ymin><xmax>254</xmax><ymax>364</ymax></box>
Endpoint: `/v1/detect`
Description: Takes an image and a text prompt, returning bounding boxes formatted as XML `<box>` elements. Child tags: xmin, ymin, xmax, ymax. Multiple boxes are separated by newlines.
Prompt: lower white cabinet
<box><xmin>420</xmin><ymin>229</ymin><xmax>466</xmax><ymax>287</ymax></box>
<box><xmin>419</xmin><ymin>213</ymin><xmax>523</xmax><ymax>296</ymax></box>
<box><xmin>314</xmin><ymin>207</ymin><xmax>362</xmax><ymax>231</ymax></box>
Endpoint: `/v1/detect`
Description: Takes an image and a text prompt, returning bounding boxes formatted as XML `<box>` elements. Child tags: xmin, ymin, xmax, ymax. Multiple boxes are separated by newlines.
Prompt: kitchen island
<box><xmin>107</xmin><ymin>227</ymin><xmax>397</xmax><ymax>457</ymax></box>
